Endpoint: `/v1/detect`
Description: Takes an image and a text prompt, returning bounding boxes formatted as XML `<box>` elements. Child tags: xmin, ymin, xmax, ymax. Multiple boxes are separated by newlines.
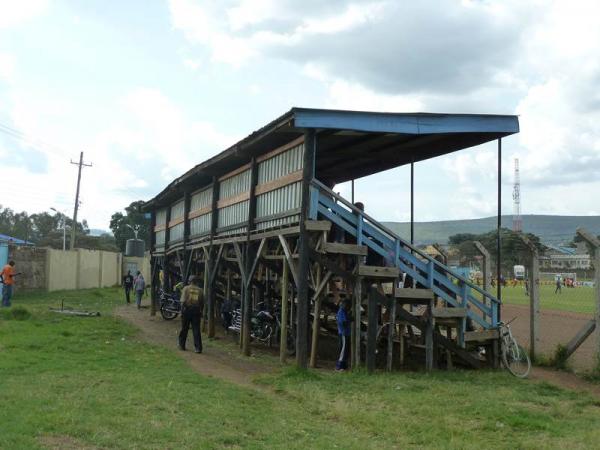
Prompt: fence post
<box><xmin>576</xmin><ymin>228</ymin><xmax>600</xmax><ymax>364</ymax></box>
<box><xmin>518</xmin><ymin>235</ymin><xmax>539</xmax><ymax>361</ymax></box>
<box><xmin>473</xmin><ymin>241</ymin><xmax>491</xmax><ymax>292</ymax></box>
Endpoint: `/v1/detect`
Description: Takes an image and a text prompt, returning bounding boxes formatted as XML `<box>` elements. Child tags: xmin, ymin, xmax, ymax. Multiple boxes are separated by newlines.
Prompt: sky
<box><xmin>0</xmin><ymin>0</ymin><xmax>599</xmax><ymax>231</ymax></box>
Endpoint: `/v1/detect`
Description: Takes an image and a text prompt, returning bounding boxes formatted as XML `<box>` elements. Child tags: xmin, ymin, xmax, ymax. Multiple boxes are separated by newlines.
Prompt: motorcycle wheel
<box><xmin>160</xmin><ymin>306</ymin><xmax>178</xmax><ymax>321</ymax></box>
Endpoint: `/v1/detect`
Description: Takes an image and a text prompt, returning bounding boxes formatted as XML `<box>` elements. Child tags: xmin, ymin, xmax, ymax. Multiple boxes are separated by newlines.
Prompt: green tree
<box><xmin>109</xmin><ymin>200</ymin><xmax>150</xmax><ymax>252</ymax></box>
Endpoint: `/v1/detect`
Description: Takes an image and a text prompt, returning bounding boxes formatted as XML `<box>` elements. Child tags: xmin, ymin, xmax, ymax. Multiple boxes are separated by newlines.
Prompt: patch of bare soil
<box><xmin>38</xmin><ymin>435</ymin><xmax>101</xmax><ymax>450</ymax></box>
<box><xmin>114</xmin><ymin>306</ymin><xmax>276</xmax><ymax>388</ymax></box>
<box><xmin>503</xmin><ymin>304</ymin><xmax>596</xmax><ymax>371</ymax></box>
<box><xmin>530</xmin><ymin>367</ymin><xmax>600</xmax><ymax>400</ymax></box>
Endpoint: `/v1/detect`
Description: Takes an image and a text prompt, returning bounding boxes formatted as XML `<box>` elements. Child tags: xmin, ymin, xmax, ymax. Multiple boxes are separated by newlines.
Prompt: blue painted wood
<box><xmin>293</xmin><ymin>109</ymin><xmax>520</xmax><ymax>135</ymax></box>
<box><xmin>357</xmin><ymin>216</ymin><xmax>363</xmax><ymax>245</ymax></box>
<box><xmin>315</xmin><ymin>187</ymin><xmax>500</xmax><ymax>330</ymax></box>
<box><xmin>309</xmin><ymin>185</ymin><xmax>319</xmax><ymax>220</ymax></box>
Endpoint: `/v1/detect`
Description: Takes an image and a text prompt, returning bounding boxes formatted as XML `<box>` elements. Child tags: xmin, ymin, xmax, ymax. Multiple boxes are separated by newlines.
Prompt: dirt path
<box><xmin>503</xmin><ymin>304</ymin><xmax>596</xmax><ymax>371</ymax></box>
<box><xmin>115</xmin><ymin>306</ymin><xmax>275</xmax><ymax>388</ymax></box>
<box><xmin>115</xmin><ymin>305</ymin><xmax>600</xmax><ymax>401</ymax></box>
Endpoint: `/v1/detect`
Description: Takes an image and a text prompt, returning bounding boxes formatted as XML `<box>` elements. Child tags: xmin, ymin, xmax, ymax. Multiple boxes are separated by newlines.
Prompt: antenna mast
<box><xmin>512</xmin><ymin>158</ymin><xmax>522</xmax><ymax>232</ymax></box>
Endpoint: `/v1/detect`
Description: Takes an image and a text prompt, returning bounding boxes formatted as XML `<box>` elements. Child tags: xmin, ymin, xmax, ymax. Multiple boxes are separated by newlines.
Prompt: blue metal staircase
<box><xmin>308</xmin><ymin>179</ymin><xmax>500</xmax><ymax>332</ymax></box>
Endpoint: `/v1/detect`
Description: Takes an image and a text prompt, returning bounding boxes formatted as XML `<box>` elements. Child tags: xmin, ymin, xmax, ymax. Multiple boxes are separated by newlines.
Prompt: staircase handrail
<box><xmin>310</xmin><ymin>178</ymin><xmax>501</xmax><ymax>306</ymax></box>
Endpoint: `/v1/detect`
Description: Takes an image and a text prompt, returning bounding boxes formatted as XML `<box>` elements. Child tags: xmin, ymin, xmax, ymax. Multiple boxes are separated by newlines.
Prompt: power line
<box><xmin>0</xmin><ymin>120</ymin><xmax>71</xmax><ymax>157</ymax></box>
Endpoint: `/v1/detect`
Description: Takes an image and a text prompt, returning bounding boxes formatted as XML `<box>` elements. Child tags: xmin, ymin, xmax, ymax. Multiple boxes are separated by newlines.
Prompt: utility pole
<box><xmin>70</xmin><ymin>152</ymin><xmax>92</xmax><ymax>250</ymax></box>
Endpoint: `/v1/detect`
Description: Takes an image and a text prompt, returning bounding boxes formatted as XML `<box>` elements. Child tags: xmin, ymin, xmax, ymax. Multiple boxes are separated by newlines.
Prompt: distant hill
<box><xmin>89</xmin><ymin>228</ymin><xmax>111</xmax><ymax>237</ymax></box>
<box><xmin>382</xmin><ymin>215</ymin><xmax>600</xmax><ymax>246</ymax></box>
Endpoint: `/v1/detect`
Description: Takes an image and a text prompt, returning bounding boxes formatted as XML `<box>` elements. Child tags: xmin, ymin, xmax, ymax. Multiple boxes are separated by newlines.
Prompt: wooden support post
<box><xmin>519</xmin><ymin>234</ymin><xmax>539</xmax><ymax>360</ymax></box>
<box><xmin>150</xmin><ymin>211</ymin><xmax>157</xmax><ymax>316</ymax></box>
<box><xmin>366</xmin><ymin>288</ymin><xmax>378</xmax><ymax>374</ymax></box>
<box><xmin>353</xmin><ymin>273</ymin><xmax>363</xmax><ymax>369</ymax></box>
<box><xmin>387</xmin><ymin>283</ymin><xmax>398</xmax><ymax>371</ymax></box>
<box><xmin>242</xmin><ymin>243</ymin><xmax>253</xmax><ymax>357</ymax></box>
<box><xmin>576</xmin><ymin>228</ymin><xmax>600</xmax><ymax>363</ymax></box>
<box><xmin>207</xmin><ymin>244</ymin><xmax>224</xmax><ymax>339</ymax></box>
<box><xmin>202</xmin><ymin>251</ymin><xmax>209</xmax><ymax>332</ymax></box>
<box><xmin>425</xmin><ymin>297</ymin><xmax>434</xmax><ymax>371</ymax></box>
<box><xmin>296</xmin><ymin>128</ymin><xmax>316</xmax><ymax>369</ymax></box>
<box><xmin>280</xmin><ymin>259</ymin><xmax>289</xmax><ymax>363</ymax></box>
<box><xmin>309</xmin><ymin>265</ymin><xmax>322</xmax><ymax>368</ymax></box>
<box><xmin>473</xmin><ymin>241</ymin><xmax>491</xmax><ymax>293</ymax></box>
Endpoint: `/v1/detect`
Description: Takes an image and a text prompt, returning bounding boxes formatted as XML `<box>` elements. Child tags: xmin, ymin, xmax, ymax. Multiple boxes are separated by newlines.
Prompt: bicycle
<box><xmin>498</xmin><ymin>318</ymin><xmax>531</xmax><ymax>378</ymax></box>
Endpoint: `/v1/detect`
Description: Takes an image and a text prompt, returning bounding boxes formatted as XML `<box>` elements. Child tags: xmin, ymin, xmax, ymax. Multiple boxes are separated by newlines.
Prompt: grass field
<box><xmin>3</xmin><ymin>288</ymin><xmax>600</xmax><ymax>449</ymax></box>
<box><xmin>500</xmin><ymin>284</ymin><xmax>595</xmax><ymax>314</ymax></box>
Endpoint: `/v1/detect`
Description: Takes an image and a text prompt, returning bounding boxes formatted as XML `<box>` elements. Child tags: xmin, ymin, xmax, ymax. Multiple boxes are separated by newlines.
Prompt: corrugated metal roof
<box><xmin>144</xmin><ymin>107</ymin><xmax>519</xmax><ymax>209</ymax></box>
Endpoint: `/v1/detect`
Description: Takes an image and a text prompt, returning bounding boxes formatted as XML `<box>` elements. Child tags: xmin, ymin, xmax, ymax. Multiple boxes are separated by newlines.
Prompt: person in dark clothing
<box><xmin>178</xmin><ymin>275</ymin><xmax>204</xmax><ymax>353</ymax></box>
<box><xmin>123</xmin><ymin>270</ymin><xmax>134</xmax><ymax>304</ymax></box>
<box><xmin>335</xmin><ymin>299</ymin><xmax>352</xmax><ymax>371</ymax></box>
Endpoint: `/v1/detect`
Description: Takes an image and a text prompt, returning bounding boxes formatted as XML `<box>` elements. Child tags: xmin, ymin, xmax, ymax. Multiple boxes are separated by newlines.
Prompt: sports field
<box><xmin>3</xmin><ymin>288</ymin><xmax>600</xmax><ymax>448</ymax></box>
<box><xmin>501</xmin><ymin>284</ymin><xmax>595</xmax><ymax>315</ymax></box>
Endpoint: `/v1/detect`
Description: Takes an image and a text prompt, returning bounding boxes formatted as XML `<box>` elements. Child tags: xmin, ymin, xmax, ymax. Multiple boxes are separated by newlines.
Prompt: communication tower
<box><xmin>512</xmin><ymin>158</ymin><xmax>522</xmax><ymax>232</ymax></box>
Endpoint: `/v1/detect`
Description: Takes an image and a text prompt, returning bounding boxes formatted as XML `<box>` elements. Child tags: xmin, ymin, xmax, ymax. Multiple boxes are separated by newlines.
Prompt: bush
<box><xmin>0</xmin><ymin>306</ymin><xmax>32</xmax><ymax>321</ymax></box>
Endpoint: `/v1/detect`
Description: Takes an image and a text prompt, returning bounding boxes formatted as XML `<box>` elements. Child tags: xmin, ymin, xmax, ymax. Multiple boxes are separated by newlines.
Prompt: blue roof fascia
<box><xmin>292</xmin><ymin>108</ymin><xmax>520</xmax><ymax>135</ymax></box>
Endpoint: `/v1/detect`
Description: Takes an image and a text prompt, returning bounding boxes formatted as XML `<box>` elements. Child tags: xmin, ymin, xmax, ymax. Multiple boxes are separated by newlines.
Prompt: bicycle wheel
<box><xmin>502</xmin><ymin>341</ymin><xmax>531</xmax><ymax>378</ymax></box>
<box><xmin>375</xmin><ymin>323</ymin><xmax>393</xmax><ymax>355</ymax></box>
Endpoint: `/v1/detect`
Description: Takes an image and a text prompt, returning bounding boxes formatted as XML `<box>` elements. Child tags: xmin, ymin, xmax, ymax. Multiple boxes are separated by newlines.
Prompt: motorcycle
<box><xmin>228</xmin><ymin>302</ymin><xmax>295</xmax><ymax>356</ymax></box>
<box><xmin>159</xmin><ymin>289</ymin><xmax>181</xmax><ymax>320</ymax></box>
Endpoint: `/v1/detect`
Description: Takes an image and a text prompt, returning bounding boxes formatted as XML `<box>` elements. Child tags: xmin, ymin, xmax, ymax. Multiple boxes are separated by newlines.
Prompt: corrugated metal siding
<box><xmin>254</xmin><ymin>142</ymin><xmax>304</xmax><ymax>230</ymax></box>
<box><xmin>155</xmin><ymin>230</ymin><xmax>166</xmax><ymax>246</ymax></box>
<box><xmin>169</xmin><ymin>223</ymin><xmax>184</xmax><ymax>242</ymax></box>
<box><xmin>256</xmin><ymin>215</ymin><xmax>300</xmax><ymax>230</ymax></box>
<box><xmin>218</xmin><ymin>201</ymin><xmax>249</xmax><ymax>229</ymax></box>
<box><xmin>219</xmin><ymin>170</ymin><xmax>251</xmax><ymax>199</ymax></box>
<box><xmin>191</xmin><ymin>187</ymin><xmax>212</xmax><ymax>211</ymax></box>
<box><xmin>170</xmin><ymin>199</ymin><xmax>185</xmax><ymax>219</ymax></box>
<box><xmin>256</xmin><ymin>181</ymin><xmax>301</xmax><ymax>218</ymax></box>
<box><xmin>257</xmin><ymin>143</ymin><xmax>304</xmax><ymax>184</ymax></box>
<box><xmin>190</xmin><ymin>213</ymin><xmax>211</xmax><ymax>236</ymax></box>
<box><xmin>217</xmin><ymin>169</ymin><xmax>251</xmax><ymax>234</ymax></box>
<box><xmin>156</xmin><ymin>209</ymin><xmax>167</xmax><ymax>225</ymax></box>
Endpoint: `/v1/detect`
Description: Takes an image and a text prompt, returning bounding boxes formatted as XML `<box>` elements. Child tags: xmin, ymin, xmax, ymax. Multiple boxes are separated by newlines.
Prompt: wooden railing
<box><xmin>309</xmin><ymin>179</ymin><xmax>499</xmax><ymax>330</ymax></box>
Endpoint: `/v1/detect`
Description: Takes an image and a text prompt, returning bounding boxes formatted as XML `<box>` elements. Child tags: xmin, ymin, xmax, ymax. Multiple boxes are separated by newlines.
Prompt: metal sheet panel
<box><xmin>256</xmin><ymin>181</ymin><xmax>301</xmax><ymax>219</ymax></box>
<box><xmin>169</xmin><ymin>223</ymin><xmax>184</xmax><ymax>242</ymax></box>
<box><xmin>219</xmin><ymin>170</ymin><xmax>251</xmax><ymax>199</ymax></box>
<box><xmin>191</xmin><ymin>187</ymin><xmax>212</xmax><ymax>211</ymax></box>
<box><xmin>190</xmin><ymin>212</ymin><xmax>212</xmax><ymax>236</ymax></box>
<box><xmin>257</xmin><ymin>143</ymin><xmax>304</xmax><ymax>184</ymax></box>
<box><xmin>156</xmin><ymin>208</ymin><xmax>167</xmax><ymax>225</ymax></box>
<box><xmin>218</xmin><ymin>201</ymin><xmax>249</xmax><ymax>228</ymax></box>
<box><xmin>170</xmin><ymin>199</ymin><xmax>185</xmax><ymax>219</ymax></box>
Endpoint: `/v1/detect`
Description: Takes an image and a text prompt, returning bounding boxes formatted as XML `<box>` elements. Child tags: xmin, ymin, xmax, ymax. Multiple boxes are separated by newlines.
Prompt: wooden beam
<box><xmin>295</xmin><ymin>128</ymin><xmax>315</xmax><ymax>369</ymax></box>
<box><xmin>280</xmin><ymin>259</ymin><xmax>289</xmax><ymax>363</ymax></box>
<box><xmin>254</xmin><ymin>170</ymin><xmax>302</xmax><ymax>196</ymax></box>
<box><xmin>246</xmin><ymin>238</ymin><xmax>266</xmax><ymax>288</ymax></box>
<box><xmin>357</xmin><ymin>265</ymin><xmax>400</xmax><ymax>279</ymax></box>
<box><xmin>565</xmin><ymin>320</ymin><xmax>596</xmax><ymax>359</ymax></box>
<box><xmin>305</xmin><ymin>220</ymin><xmax>331</xmax><ymax>232</ymax></box>
<box><xmin>395</xmin><ymin>288</ymin><xmax>434</xmax><ymax>300</ymax></box>
<box><xmin>309</xmin><ymin>265</ymin><xmax>322</xmax><ymax>368</ymax></box>
<box><xmin>464</xmin><ymin>329</ymin><xmax>500</xmax><ymax>342</ymax></box>
<box><xmin>322</xmin><ymin>242</ymin><xmax>368</xmax><ymax>256</ymax></box>
<box><xmin>432</xmin><ymin>307</ymin><xmax>467</xmax><ymax>319</ymax></box>
<box><xmin>366</xmin><ymin>288</ymin><xmax>378</xmax><ymax>374</ymax></box>
<box><xmin>387</xmin><ymin>283</ymin><xmax>398</xmax><ymax>371</ymax></box>
<box><xmin>278</xmin><ymin>235</ymin><xmax>299</xmax><ymax>288</ymax></box>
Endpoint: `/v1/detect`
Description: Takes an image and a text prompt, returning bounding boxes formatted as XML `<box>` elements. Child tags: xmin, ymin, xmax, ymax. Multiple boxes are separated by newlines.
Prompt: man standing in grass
<box><xmin>178</xmin><ymin>275</ymin><xmax>204</xmax><ymax>353</ymax></box>
<box><xmin>1</xmin><ymin>260</ymin><xmax>20</xmax><ymax>307</ymax></box>
<box><xmin>335</xmin><ymin>299</ymin><xmax>351</xmax><ymax>371</ymax></box>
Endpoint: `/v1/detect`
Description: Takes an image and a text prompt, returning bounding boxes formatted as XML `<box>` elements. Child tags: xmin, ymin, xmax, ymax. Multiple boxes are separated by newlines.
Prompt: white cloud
<box><xmin>0</xmin><ymin>0</ymin><xmax>49</xmax><ymax>29</ymax></box>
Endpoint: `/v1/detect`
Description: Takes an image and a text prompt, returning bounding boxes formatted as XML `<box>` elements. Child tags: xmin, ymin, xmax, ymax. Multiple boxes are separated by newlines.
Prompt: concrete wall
<box><xmin>10</xmin><ymin>246</ymin><xmax>48</xmax><ymax>291</ymax></box>
<box><xmin>46</xmin><ymin>249</ymin><xmax>78</xmax><ymax>291</ymax></box>
<box><xmin>9</xmin><ymin>246</ymin><xmax>150</xmax><ymax>292</ymax></box>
